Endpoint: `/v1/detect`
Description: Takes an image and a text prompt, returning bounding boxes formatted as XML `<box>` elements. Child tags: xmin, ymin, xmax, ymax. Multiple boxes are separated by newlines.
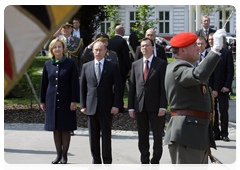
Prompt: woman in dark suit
<box><xmin>40</xmin><ymin>38</ymin><xmax>79</xmax><ymax>164</ymax></box>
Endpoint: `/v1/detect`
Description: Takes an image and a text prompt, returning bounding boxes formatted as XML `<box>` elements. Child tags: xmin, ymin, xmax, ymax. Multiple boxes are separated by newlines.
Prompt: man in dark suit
<box><xmin>129</xmin><ymin>21</ymin><xmax>142</xmax><ymax>53</ymax></box>
<box><xmin>107</xmin><ymin>25</ymin><xmax>132</xmax><ymax>112</ymax></box>
<box><xmin>80</xmin><ymin>41</ymin><xmax>121</xmax><ymax>164</ymax></box>
<box><xmin>128</xmin><ymin>38</ymin><xmax>168</xmax><ymax>164</ymax></box>
<box><xmin>135</xmin><ymin>28</ymin><xmax>167</xmax><ymax>62</ymax></box>
<box><xmin>196</xmin><ymin>15</ymin><xmax>216</xmax><ymax>49</ymax></box>
<box><xmin>72</xmin><ymin>17</ymin><xmax>88</xmax><ymax>49</ymax></box>
<box><xmin>164</xmin><ymin>30</ymin><xmax>226</xmax><ymax>164</ymax></box>
<box><xmin>208</xmin><ymin>33</ymin><xmax>234</xmax><ymax>142</ymax></box>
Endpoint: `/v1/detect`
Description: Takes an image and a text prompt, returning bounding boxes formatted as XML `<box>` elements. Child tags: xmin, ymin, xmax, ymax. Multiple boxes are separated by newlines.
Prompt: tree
<box><xmin>72</xmin><ymin>5</ymin><xmax>107</xmax><ymax>43</ymax></box>
<box><xmin>132</xmin><ymin>5</ymin><xmax>159</xmax><ymax>40</ymax></box>
<box><xmin>104</xmin><ymin>5</ymin><xmax>123</xmax><ymax>38</ymax></box>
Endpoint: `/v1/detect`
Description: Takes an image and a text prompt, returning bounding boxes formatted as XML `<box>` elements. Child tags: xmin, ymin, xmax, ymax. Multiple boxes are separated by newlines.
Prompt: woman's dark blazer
<box><xmin>40</xmin><ymin>58</ymin><xmax>80</xmax><ymax>131</ymax></box>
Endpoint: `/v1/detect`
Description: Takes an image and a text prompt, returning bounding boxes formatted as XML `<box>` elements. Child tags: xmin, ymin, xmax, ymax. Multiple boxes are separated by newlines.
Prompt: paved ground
<box><xmin>4</xmin><ymin>100</ymin><xmax>237</xmax><ymax>169</ymax></box>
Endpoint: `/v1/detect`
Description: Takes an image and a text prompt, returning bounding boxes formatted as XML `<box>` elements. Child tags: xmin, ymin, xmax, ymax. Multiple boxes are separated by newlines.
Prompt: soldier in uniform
<box><xmin>163</xmin><ymin>29</ymin><xmax>227</xmax><ymax>164</ymax></box>
<box><xmin>81</xmin><ymin>33</ymin><xmax>119</xmax><ymax>66</ymax></box>
<box><xmin>53</xmin><ymin>21</ymin><xmax>84</xmax><ymax>76</ymax></box>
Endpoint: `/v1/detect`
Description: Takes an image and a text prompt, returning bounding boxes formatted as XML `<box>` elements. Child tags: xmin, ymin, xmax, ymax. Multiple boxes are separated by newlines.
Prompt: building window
<box><xmin>159</xmin><ymin>11</ymin><xmax>169</xmax><ymax>33</ymax></box>
<box><xmin>130</xmin><ymin>11</ymin><xmax>139</xmax><ymax>33</ymax></box>
<box><xmin>219</xmin><ymin>11</ymin><xmax>230</xmax><ymax>33</ymax></box>
<box><xmin>100</xmin><ymin>12</ymin><xmax>111</xmax><ymax>34</ymax></box>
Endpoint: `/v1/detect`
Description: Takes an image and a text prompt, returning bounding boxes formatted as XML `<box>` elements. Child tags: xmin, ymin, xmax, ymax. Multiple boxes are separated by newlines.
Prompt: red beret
<box><xmin>170</xmin><ymin>32</ymin><xmax>198</xmax><ymax>48</ymax></box>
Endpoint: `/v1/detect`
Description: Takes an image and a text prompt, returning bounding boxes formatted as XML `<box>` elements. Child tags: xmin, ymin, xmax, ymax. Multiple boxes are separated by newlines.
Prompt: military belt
<box><xmin>171</xmin><ymin>110</ymin><xmax>211</xmax><ymax>120</ymax></box>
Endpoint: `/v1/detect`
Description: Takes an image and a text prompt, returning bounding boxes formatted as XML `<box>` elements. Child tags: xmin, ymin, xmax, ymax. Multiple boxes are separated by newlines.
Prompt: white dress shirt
<box><xmin>73</xmin><ymin>29</ymin><xmax>81</xmax><ymax>38</ymax></box>
<box><xmin>94</xmin><ymin>58</ymin><xmax>105</xmax><ymax>74</ymax></box>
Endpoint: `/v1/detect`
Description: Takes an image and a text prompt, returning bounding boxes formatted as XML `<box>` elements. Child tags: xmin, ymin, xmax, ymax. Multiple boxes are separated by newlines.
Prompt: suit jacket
<box><xmin>163</xmin><ymin>51</ymin><xmax>221</xmax><ymax>150</ymax></box>
<box><xmin>129</xmin><ymin>31</ymin><xmax>140</xmax><ymax>53</ymax></box>
<box><xmin>80</xmin><ymin>60</ymin><xmax>121</xmax><ymax>115</ymax></box>
<box><xmin>107</xmin><ymin>35</ymin><xmax>132</xmax><ymax>75</ymax></box>
<box><xmin>72</xmin><ymin>28</ymin><xmax>89</xmax><ymax>49</ymax></box>
<box><xmin>81</xmin><ymin>47</ymin><xmax>119</xmax><ymax>66</ymax></box>
<box><xmin>214</xmin><ymin>48</ymin><xmax>234</xmax><ymax>90</ymax></box>
<box><xmin>196</xmin><ymin>28</ymin><xmax>216</xmax><ymax>49</ymax></box>
<box><xmin>128</xmin><ymin>56</ymin><xmax>168</xmax><ymax>113</ymax></box>
<box><xmin>135</xmin><ymin>43</ymin><xmax>167</xmax><ymax>62</ymax></box>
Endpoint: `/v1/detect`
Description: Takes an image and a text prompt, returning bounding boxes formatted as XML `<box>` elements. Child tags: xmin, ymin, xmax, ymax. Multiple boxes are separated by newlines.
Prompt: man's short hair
<box><xmin>201</xmin><ymin>15</ymin><xmax>210</xmax><ymax>22</ymax></box>
<box><xmin>141</xmin><ymin>37</ymin><xmax>154</xmax><ymax>46</ymax></box>
<box><xmin>73</xmin><ymin>17</ymin><xmax>80</xmax><ymax>22</ymax></box>
<box><xmin>197</xmin><ymin>36</ymin><xmax>207</xmax><ymax>43</ymax></box>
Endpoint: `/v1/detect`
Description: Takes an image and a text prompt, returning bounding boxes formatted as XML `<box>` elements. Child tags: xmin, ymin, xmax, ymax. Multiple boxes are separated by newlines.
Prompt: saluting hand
<box><xmin>40</xmin><ymin>103</ymin><xmax>46</xmax><ymax>112</ymax></box>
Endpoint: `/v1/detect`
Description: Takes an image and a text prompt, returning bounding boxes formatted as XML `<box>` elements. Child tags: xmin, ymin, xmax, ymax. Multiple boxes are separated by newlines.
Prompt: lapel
<box><xmin>98</xmin><ymin>59</ymin><xmax>110</xmax><ymax>86</ymax></box>
<box><xmin>145</xmin><ymin>56</ymin><xmax>157</xmax><ymax>83</ymax></box>
<box><xmin>90</xmin><ymin>60</ymin><xmax>98</xmax><ymax>85</ymax></box>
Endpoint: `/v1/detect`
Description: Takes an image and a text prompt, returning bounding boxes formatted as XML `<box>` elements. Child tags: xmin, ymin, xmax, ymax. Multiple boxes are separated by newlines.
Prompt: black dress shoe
<box><xmin>105</xmin><ymin>166</ymin><xmax>112</xmax><ymax>170</ymax></box>
<box><xmin>88</xmin><ymin>164</ymin><xmax>102</xmax><ymax>169</ymax></box>
<box><xmin>60</xmin><ymin>162</ymin><xmax>67</xmax><ymax>166</ymax></box>
<box><xmin>52</xmin><ymin>160</ymin><xmax>59</xmax><ymax>164</ymax></box>
<box><xmin>222</xmin><ymin>136</ymin><xmax>230</xmax><ymax>142</ymax></box>
<box><xmin>138</xmin><ymin>165</ymin><xmax>150</xmax><ymax>170</ymax></box>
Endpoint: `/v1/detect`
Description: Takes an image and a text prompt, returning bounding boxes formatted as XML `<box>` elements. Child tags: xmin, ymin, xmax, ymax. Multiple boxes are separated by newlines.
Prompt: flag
<box><xmin>4</xmin><ymin>5</ymin><xmax>81</xmax><ymax>97</ymax></box>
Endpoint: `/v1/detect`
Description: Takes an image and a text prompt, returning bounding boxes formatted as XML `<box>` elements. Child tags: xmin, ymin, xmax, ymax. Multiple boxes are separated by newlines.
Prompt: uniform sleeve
<box><xmin>40</xmin><ymin>62</ymin><xmax>49</xmax><ymax>103</ymax></box>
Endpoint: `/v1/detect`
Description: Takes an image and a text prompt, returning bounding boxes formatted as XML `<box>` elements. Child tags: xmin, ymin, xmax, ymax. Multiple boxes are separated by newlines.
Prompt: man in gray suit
<box><xmin>128</xmin><ymin>37</ymin><xmax>167</xmax><ymax>164</ymax></box>
<box><xmin>164</xmin><ymin>29</ymin><xmax>227</xmax><ymax>164</ymax></box>
<box><xmin>81</xmin><ymin>33</ymin><xmax>119</xmax><ymax>66</ymax></box>
<box><xmin>196</xmin><ymin>15</ymin><xmax>216</xmax><ymax>49</ymax></box>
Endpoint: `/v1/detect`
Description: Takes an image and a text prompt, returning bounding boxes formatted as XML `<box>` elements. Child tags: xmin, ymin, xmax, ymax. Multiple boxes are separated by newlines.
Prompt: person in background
<box><xmin>107</xmin><ymin>25</ymin><xmax>132</xmax><ymax>113</ymax></box>
<box><xmin>208</xmin><ymin>33</ymin><xmax>234</xmax><ymax>142</ymax></box>
<box><xmin>129</xmin><ymin>21</ymin><xmax>142</xmax><ymax>53</ymax></box>
<box><xmin>81</xmin><ymin>33</ymin><xmax>119</xmax><ymax>66</ymax></box>
<box><xmin>40</xmin><ymin>38</ymin><xmax>79</xmax><ymax>164</ymax></box>
<box><xmin>72</xmin><ymin>17</ymin><xmax>89</xmax><ymax>49</ymax></box>
<box><xmin>196</xmin><ymin>15</ymin><xmax>216</xmax><ymax>49</ymax></box>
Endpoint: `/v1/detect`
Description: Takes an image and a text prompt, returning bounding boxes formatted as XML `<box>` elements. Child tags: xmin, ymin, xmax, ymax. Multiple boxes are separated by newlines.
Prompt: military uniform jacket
<box><xmin>81</xmin><ymin>47</ymin><xmax>119</xmax><ymax>66</ymax></box>
<box><xmin>59</xmin><ymin>35</ymin><xmax>84</xmax><ymax>76</ymax></box>
<box><xmin>163</xmin><ymin>51</ymin><xmax>221</xmax><ymax>151</ymax></box>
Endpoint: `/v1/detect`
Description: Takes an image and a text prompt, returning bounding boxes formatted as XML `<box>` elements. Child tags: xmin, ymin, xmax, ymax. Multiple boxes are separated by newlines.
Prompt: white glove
<box><xmin>213</xmin><ymin>29</ymin><xmax>227</xmax><ymax>49</ymax></box>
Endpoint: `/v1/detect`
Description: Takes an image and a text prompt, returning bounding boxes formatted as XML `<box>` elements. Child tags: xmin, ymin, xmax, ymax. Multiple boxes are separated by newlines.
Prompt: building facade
<box><xmin>97</xmin><ymin>5</ymin><xmax>236</xmax><ymax>40</ymax></box>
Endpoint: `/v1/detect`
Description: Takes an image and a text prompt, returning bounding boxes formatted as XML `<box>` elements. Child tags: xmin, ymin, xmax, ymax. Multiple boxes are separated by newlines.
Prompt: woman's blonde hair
<box><xmin>48</xmin><ymin>38</ymin><xmax>68</xmax><ymax>58</ymax></box>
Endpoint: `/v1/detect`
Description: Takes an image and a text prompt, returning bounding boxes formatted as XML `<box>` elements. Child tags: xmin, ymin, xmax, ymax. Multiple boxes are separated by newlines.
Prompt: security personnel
<box><xmin>52</xmin><ymin>21</ymin><xmax>84</xmax><ymax>76</ymax></box>
<box><xmin>163</xmin><ymin>30</ymin><xmax>227</xmax><ymax>164</ymax></box>
<box><xmin>81</xmin><ymin>33</ymin><xmax>119</xmax><ymax>66</ymax></box>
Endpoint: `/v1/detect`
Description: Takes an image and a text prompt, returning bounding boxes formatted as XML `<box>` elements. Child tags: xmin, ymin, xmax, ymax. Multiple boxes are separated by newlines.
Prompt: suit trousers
<box><xmin>213</xmin><ymin>92</ymin><xmax>229</xmax><ymax>137</ymax></box>
<box><xmin>88</xmin><ymin>111</ymin><xmax>113</xmax><ymax>164</ymax></box>
<box><xmin>168</xmin><ymin>141</ymin><xmax>208</xmax><ymax>164</ymax></box>
<box><xmin>135</xmin><ymin>104</ymin><xmax>164</xmax><ymax>164</ymax></box>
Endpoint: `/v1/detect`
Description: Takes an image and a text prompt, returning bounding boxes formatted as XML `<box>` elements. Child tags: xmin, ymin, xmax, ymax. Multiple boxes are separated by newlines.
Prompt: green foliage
<box><xmin>132</xmin><ymin>5</ymin><xmax>159</xmax><ymax>40</ymax></box>
<box><xmin>104</xmin><ymin>5</ymin><xmax>123</xmax><ymax>38</ymax></box>
<box><xmin>5</xmin><ymin>56</ymin><xmax>50</xmax><ymax>104</ymax></box>
<box><xmin>193</xmin><ymin>5</ymin><xmax>235</xmax><ymax>17</ymax></box>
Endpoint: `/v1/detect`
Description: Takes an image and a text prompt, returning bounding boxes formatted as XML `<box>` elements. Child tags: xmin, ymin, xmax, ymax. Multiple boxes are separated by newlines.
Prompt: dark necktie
<box><xmin>96</xmin><ymin>62</ymin><xmax>101</xmax><ymax>84</ymax></box>
<box><xmin>144</xmin><ymin>60</ymin><xmax>149</xmax><ymax>81</ymax></box>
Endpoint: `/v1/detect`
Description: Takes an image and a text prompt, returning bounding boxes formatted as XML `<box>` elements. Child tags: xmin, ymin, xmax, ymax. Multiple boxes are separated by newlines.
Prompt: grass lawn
<box><xmin>4</xmin><ymin>56</ymin><xmax>50</xmax><ymax>104</ymax></box>
<box><xmin>5</xmin><ymin>57</ymin><xmax>236</xmax><ymax>106</ymax></box>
